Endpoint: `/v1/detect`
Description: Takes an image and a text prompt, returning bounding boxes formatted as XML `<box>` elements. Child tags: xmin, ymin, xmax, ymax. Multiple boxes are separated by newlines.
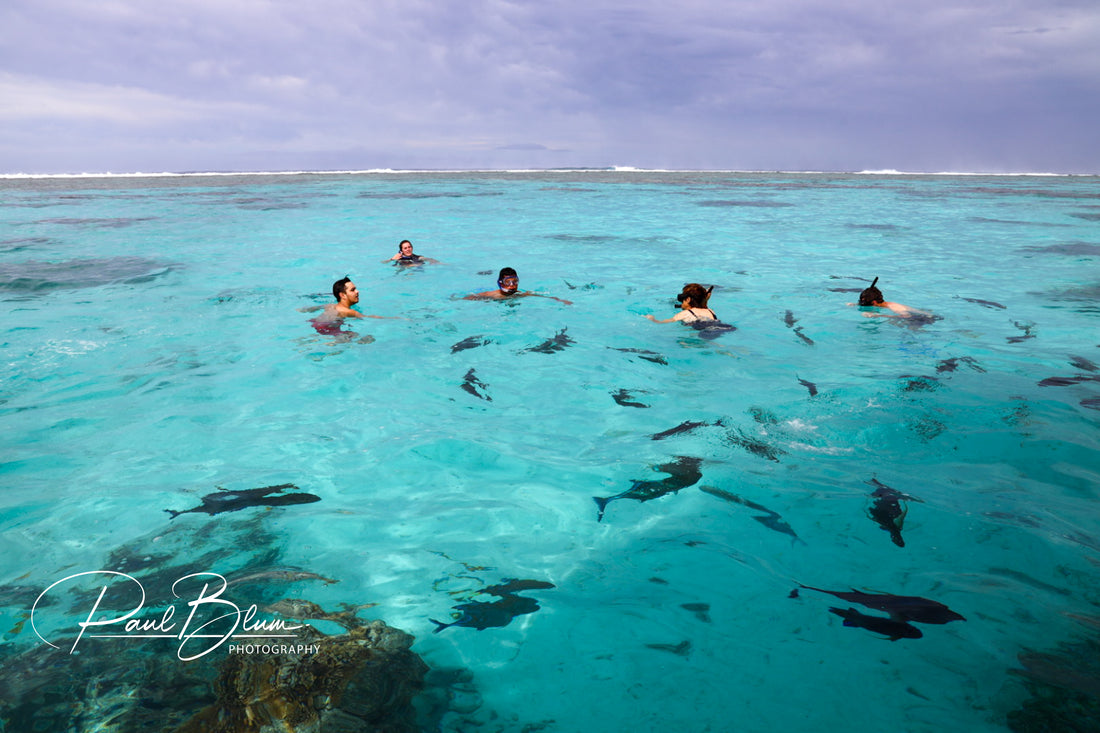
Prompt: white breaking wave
<box><xmin>1</xmin><ymin>167</ymin><xmax>1090</xmax><ymax>180</ymax></box>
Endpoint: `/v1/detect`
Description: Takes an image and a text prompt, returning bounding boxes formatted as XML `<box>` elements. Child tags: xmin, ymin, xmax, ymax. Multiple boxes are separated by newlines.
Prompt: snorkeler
<box><xmin>645</xmin><ymin>283</ymin><xmax>735</xmax><ymax>338</ymax></box>
<box><xmin>463</xmin><ymin>267</ymin><xmax>572</xmax><ymax>304</ymax></box>
<box><xmin>851</xmin><ymin>277</ymin><xmax>934</xmax><ymax>320</ymax></box>
<box><xmin>386</xmin><ymin>239</ymin><xmax>439</xmax><ymax>265</ymax></box>
<box><xmin>646</xmin><ymin>283</ymin><xmax>716</xmax><ymax>324</ymax></box>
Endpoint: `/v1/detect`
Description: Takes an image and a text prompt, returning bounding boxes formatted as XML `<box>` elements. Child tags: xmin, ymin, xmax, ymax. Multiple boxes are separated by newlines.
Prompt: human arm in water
<box><xmin>462</xmin><ymin>289</ymin><xmax>572</xmax><ymax>304</ymax></box>
<box><xmin>645</xmin><ymin>311</ymin><xmax>693</xmax><ymax>324</ymax></box>
<box><xmin>860</xmin><ymin>301</ymin><xmax>933</xmax><ymax>319</ymax></box>
<box><xmin>315</xmin><ymin>304</ymin><xmax>395</xmax><ymax>320</ymax></box>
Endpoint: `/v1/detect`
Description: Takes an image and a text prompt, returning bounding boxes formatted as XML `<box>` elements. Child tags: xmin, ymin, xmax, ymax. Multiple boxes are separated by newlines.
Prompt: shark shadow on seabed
<box><xmin>430</xmin><ymin>579</ymin><xmax>556</xmax><ymax>632</ymax></box>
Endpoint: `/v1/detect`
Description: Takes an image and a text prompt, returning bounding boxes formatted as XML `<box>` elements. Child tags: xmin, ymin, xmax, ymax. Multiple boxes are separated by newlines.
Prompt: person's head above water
<box><xmin>332</xmin><ymin>276</ymin><xmax>358</xmax><ymax>305</ymax></box>
<box><xmin>497</xmin><ymin>267</ymin><xmax>519</xmax><ymax>294</ymax></box>
<box><xmin>462</xmin><ymin>266</ymin><xmax>570</xmax><ymax>303</ymax></box>
<box><xmin>676</xmin><ymin>283</ymin><xmax>713</xmax><ymax>308</ymax></box>
<box><xmin>858</xmin><ymin>277</ymin><xmax>883</xmax><ymax>307</ymax></box>
<box><xmin>398</xmin><ymin>240</ymin><xmax>414</xmax><ymax>256</ymax></box>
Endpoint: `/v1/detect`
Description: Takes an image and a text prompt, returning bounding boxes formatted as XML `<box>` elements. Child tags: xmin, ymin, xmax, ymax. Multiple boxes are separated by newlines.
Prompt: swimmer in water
<box><xmin>463</xmin><ymin>267</ymin><xmax>572</xmax><ymax>304</ymax></box>
<box><xmin>850</xmin><ymin>277</ymin><xmax>934</xmax><ymax>320</ymax></box>
<box><xmin>386</xmin><ymin>239</ymin><xmax>438</xmax><ymax>266</ymax></box>
<box><xmin>311</xmin><ymin>277</ymin><xmax>386</xmax><ymax>337</ymax></box>
<box><xmin>646</xmin><ymin>283</ymin><xmax>736</xmax><ymax>338</ymax></box>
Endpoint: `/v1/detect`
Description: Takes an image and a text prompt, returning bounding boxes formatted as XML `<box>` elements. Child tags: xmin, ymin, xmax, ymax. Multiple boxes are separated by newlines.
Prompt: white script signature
<box><xmin>31</xmin><ymin>571</ymin><xmax>305</xmax><ymax>661</ymax></box>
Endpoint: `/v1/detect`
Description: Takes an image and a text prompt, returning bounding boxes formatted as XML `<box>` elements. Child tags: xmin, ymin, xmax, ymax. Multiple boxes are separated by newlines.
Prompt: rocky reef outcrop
<box><xmin>178</xmin><ymin>620</ymin><xmax>426</xmax><ymax>733</ymax></box>
<box><xmin>0</xmin><ymin>616</ymin><xmax>427</xmax><ymax>732</ymax></box>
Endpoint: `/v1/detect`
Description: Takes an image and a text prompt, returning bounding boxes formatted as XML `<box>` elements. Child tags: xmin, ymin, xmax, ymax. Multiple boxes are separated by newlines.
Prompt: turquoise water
<box><xmin>2</xmin><ymin>171</ymin><xmax>1099</xmax><ymax>731</ymax></box>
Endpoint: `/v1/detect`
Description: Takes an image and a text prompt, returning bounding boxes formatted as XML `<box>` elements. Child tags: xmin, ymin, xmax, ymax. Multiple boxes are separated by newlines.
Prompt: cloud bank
<box><xmin>1</xmin><ymin>0</ymin><xmax>1097</xmax><ymax>173</ymax></box>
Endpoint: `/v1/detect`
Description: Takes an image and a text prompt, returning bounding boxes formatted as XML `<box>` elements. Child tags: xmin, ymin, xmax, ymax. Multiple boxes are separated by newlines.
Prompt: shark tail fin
<box><xmin>164</xmin><ymin>509</ymin><xmax>181</xmax><ymax>520</ymax></box>
<box><xmin>828</xmin><ymin>607</ymin><xmax>857</xmax><ymax>624</ymax></box>
<box><xmin>429</xmin><ymin>619</ymin><xmax>451</xmax><ymax>634</ymax></box>
<box><xmin>593</xmin><ymin>496</ymin><xmax>611</xmax><ymax>522</ymax></box>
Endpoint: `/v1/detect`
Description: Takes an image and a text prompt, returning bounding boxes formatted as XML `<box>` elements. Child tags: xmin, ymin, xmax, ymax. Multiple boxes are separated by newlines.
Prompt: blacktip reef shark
<box><xmin>784</xmin><ymin>311</ymin><xmax>815</xmax><ymax>345</ymax></box>
<box><xmin>699</xmin><ymin>485</ymin><xmax>805</xmax><ymax>544</ymax></box>
<box><xmin>1069</xmin><ymin>355</ymin><xmax>1098</xmax><ymax>372</ymax></box>
<box><xmin>611</xmin><ymin>388</ymin><xmax>650</xmax><ymax>408</ymax></box>
<box><xmin>165</xmin><ymin>484</ymin><xmax>320</xmax><ymax>519</ymax></box>
<box><xmin>958</xmin><ymin>296</ymin><xmax>1006</xmax><ymax>310</ymax></box>
<box><xmin>793</xmin><ymin>327</ymin><xmax>814</xmax><ymax>345</ymax></box>
<box><xmin>524</xmin><ymin>328</ymin><xmax>574</xmax><ymax>354</ymax></box>
<box><xmin>651</xmin><ymin>419</ymin><xmax>724</xmax><ymax>441</ymax></box>
<box><xmin>450</xmin><ymin>334</ymin><xmax>492</xmax><ymax>353</ymax></box>
<box><xmin>796</xmin><ymin>584</ymin><xmax>965</xmax><ymax>625</ymax></box>
<box><xmin>935</xmin><ymin>356</ymin><xmax>985</xmax><ymax>374</ymax></box>
<box><xmin>1038</xmin><ymin>374</ymin><xmax>1100</xmax><ymax>387</ymax></box>
<box><xmin>460</xmin><ymin>368</ymin><xmax>492</xmax><ymax>401</ymax></box>
<box><xmin>593</xmin><ymin>456</ymin><xmax>703</xmax><ymax>521</ymax></box>
<box><xmin>607</xmin><ymin>347</ymin><xmax>668</xmax><ymax>365</ymax></box>
<box><xmin>866</xmin><ymin>478</ymin><xmax>921</xmax><ymax>548</ymax></box>
<box><xmin>1007</xmin><ymin>321</ymin><xmax>1036</xmax><ymax>343</ymax></box>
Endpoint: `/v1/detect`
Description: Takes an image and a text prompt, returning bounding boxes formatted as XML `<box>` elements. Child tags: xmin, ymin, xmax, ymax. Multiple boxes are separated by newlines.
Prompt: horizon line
<box><xmin>0</xmin><ymin>166</ymin><xmax>1093</xmax><ymax>180</ymax></box>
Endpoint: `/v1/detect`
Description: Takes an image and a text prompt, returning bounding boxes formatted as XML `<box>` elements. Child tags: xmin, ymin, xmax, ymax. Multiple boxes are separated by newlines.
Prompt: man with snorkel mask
<box><xmin>850</xmin><ymin>277</ymin><xmax>934</xmax><ymax>320</ymax></box>
<box><xmin>464</xmin><ymin>267</ymin><xmax>572</xmax><ymax>304</ymax></box>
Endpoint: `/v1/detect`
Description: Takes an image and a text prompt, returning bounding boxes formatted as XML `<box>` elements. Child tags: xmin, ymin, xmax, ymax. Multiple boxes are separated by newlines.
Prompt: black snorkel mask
<box><xmin>674</xmin><ymin>285</ymin><xmax>713</xmax><ymax>306</ymax></box>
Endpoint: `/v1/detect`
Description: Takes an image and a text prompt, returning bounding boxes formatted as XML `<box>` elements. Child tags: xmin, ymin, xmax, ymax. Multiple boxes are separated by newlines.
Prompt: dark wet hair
<box><xmin>858</xmin><ymin>277</ymin><xmax>882</xmax><ymax>307</ymax></box>
<box><xmin>498</xmin><ymin>267</ymin><xmax>518</xmax><ymax>281</ymax></box>
<box><xmin>398</xmin><ymin>240</ymin><xmax>412</xmax><ymax>251</ymax></box>
<box><xmin>333</xmin><ymin>276</ymin><xmax>352</xmax><ymax>301</ymax></box>
<box><xmin>676</xmin><ymin>283</ymin><xmax>713</xmax><ymax>307</ymax></box>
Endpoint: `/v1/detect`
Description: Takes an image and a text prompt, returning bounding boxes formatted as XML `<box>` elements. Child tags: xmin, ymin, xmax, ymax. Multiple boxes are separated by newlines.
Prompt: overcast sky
<box><xmin>2</xmin><ymin>0</ymin><xmax>1098</xmax><ymax>174</ymax></box>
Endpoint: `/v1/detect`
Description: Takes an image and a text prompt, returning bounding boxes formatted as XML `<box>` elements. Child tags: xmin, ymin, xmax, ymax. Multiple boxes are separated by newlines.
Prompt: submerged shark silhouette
<box><xmin>866</xmin><ymin>478</ymin><xmax>920</xmax><ymax>547</ymax></box>
<box><xmin>460</xmin><ymin>368</ymin><xmax>492</xmax><ymax>401</ymax></box>
<box><xmin>430</xmin><ymin>579</ymin><xmax>554</xmax><ymax>632</ymax></box>
<box><xmin>593</xmin><ymin>456</ymin><xmax>703</xmax><ymax>521</ymax></box>
<box><xmin>451</xmin><ymin>335</ymin><xmax>492</xmax><ymax>353</ymax></box>
<box><xmin>798</xmin><ymin>584</ymin><xmax>965</xmax><ymax>625</ymax></box>
<box><xmin>699</xmin><ymin>485</ymin><xmax>804</xmax><ymax>544</ymax></box>
<box><xmin>525</xmin><ymin>328</ymin><xmax>574</xmax><ymax>354</ymax></box>
<box><xmin>165</xmin><ymin>484</ymin><xmax>320</xmax><ymax>519</ymax></box>
<box><xmin>828</xmin><ymin>607</ymin><xmax>923</xmax><ymax>641</ymax></box>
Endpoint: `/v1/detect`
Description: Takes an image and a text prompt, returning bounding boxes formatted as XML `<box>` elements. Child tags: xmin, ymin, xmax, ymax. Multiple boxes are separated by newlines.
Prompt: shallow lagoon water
<box><xmin>2</xmin><ymin>171</ymin><xmax>1099</xmax><ymax>731</ymax></box>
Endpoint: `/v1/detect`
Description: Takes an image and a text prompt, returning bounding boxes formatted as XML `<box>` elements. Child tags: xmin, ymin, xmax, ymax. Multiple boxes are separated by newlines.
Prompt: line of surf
<box><xmin>0</xmin><ymin>168</ymin><xmax>1093</xmax><ymax>181</ymax></box>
